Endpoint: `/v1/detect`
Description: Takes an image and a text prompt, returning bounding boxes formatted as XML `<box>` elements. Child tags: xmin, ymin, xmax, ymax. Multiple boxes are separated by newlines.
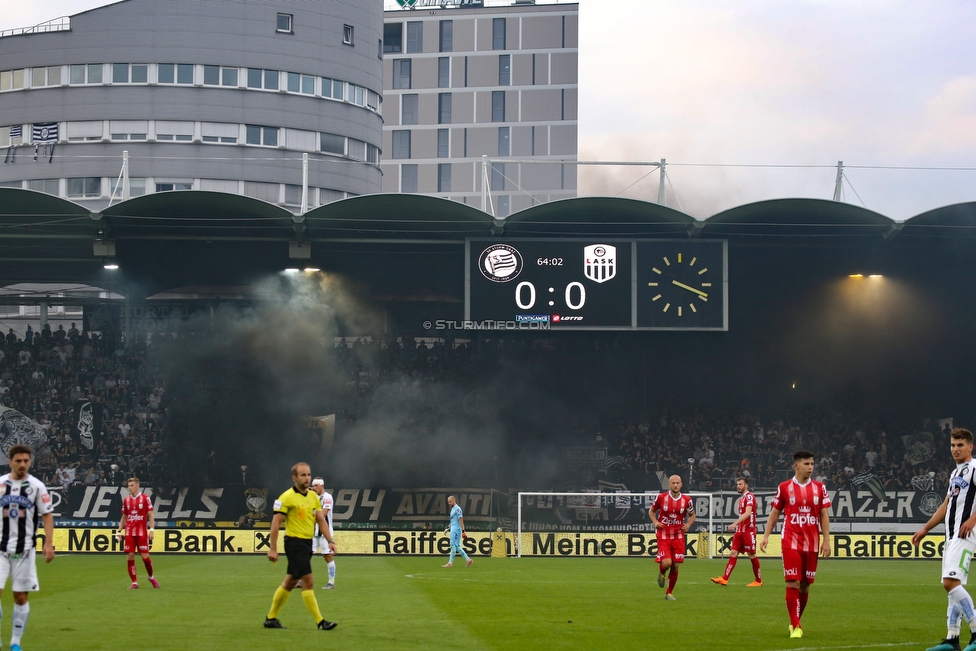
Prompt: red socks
<box><xmin>786</xmin><ymin>587</ymin><xmax>801</xmax><ymax>628</ymax></box>
<box><xmin>722</xmin><ymin>557</ymin><xmax>737</xmax><ymax>580</ymax></box>
<box><xmin>127</xmin><ymin>559</ymin><xmax>137</xmax><ymax>582</ymax></box>
<box><xmin>143</xmin><ymin>556</ymin><xmax>154</xmax><ymax>578</ymax></box>
<box><xmin>751</xmin><ymin>557</ymin><xmax>762</xmax><ymax>582</ymax></box>
<box><xmin>799</xmin><ymin>591</ymin><xmax>809</xmax><ymax>616</ymax></box>
<box><xmin>667</xmin><ymin>566</ymin><xmax>679</xmax><ymax>593</ymax></box>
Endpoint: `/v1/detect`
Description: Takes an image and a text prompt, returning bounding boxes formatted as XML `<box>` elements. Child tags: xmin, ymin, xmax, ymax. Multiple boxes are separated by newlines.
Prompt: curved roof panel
<box><xmin>501</xmin><ymin>197</ymin><xmax>697</xmax><ymax>237</ymax></box>
<box><xmin>101</xmin><ymin>191</ymin><xmax>295</xmax><ymax>240</ymax></box>
<box><xmin>303</xmin><ymin>194</ymin><xmax>493</xmax><ymax>240</ymax></box>
<box><xmin>899</xmin><ymin>202</ymin><xmax>976</xmax><ymax>240</ymax></box>
<box><xmin>703</xmin><ymin>198</ymin><xmax>894</xmax><ymax>238</ymax></box>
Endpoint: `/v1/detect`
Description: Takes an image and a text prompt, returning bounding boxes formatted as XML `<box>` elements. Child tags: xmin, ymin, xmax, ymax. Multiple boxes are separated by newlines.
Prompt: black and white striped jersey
<box><xmin>0</xmin><ymin>473</ymin><xmax>52</xmax><ymax>555</ymax></box>
<box><xmin>946</xmin><ymin>461</ymin><xmax>976</xmax><ymax>541</ymax></box>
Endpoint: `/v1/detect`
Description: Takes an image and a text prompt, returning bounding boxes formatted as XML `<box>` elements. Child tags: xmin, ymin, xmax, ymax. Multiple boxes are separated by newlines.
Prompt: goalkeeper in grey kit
<box><xmin>442</xmin><ymin>495</ymin><xmax>473</xmax><ymax>568</ymax></box>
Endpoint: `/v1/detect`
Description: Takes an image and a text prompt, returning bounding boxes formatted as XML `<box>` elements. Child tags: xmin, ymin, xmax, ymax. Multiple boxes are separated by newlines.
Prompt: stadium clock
<box><xmin>635</xmin><ymin>240</ymin><xmax>727</xmax><ymax>330</ymax></box>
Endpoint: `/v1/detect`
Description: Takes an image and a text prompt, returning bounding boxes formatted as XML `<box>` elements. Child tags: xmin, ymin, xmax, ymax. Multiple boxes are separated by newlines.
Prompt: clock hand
<box><xmin>671</xmin><ymin>280</ymin><xmax>708</xmax><ymax>297</ymax></box>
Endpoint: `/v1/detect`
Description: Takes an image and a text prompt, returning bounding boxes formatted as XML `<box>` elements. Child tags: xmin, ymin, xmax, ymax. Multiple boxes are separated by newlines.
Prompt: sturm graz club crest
<box><xmin>479</xmin><ymin>244</ymin><xmax>523</xmax><ymax>283</ymax></box>
<box><xmin>919</xmin><ymin>492</ymin><xmax>943</xmax><ymax>517</ymax></box>
<box><xmin>583</xmin><ymin>244</ymin><xmax>616</xmax><ymax>284</ymax></box>
<box><xmin>245</xmin><ymin>488</ymin><xmax>268</xmax><ymax>518</ymax></box>
<box><xmin>0</xmin><ymin>406</ymin><xmax>47</xmax><ymax>463</ymax></box>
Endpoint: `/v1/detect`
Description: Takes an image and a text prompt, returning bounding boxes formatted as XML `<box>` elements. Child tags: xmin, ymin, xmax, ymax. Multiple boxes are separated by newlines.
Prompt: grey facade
<box><xmin>382</xmin><ymin>1</ymin><xmax>578</xmax><ymax>215</ymax></box>
<box><xmin>0</xmin><ymin>0</ymin><xmax>384</xmax><ymax>211</ymax></box>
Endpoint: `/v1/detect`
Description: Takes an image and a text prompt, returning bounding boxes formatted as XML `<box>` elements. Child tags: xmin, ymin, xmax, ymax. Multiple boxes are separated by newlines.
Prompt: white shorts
<box><xmin>313</xmin><ymin>535</ymin><xmax>334</xmax><ymax>555</ymax></box>
<box><xmin>0</xmin><ymin>550</ymin><xmax>39</xmax><ymax>592</ymax></box>
<box><xmin>942</xmin><ymin>537</ymin><xmax>976</xmax><ymax>584</ymax></box>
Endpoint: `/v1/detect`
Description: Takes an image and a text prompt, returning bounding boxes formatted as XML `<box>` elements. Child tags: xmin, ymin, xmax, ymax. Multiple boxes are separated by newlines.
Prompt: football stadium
<box><xmin>1</xmin><ymin>1</ymin><xmax>975</xmax><ymax>650</ymax></box>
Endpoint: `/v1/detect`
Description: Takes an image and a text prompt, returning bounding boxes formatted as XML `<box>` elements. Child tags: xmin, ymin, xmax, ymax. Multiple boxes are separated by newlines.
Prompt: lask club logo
<box><xmin>583</xmin><ymin>244</ymin><xmax>616</xmax><ymax>283</ymax></box>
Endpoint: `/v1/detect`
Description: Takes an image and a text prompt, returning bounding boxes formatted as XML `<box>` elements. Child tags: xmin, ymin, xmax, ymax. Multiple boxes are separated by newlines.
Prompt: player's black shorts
<box><xmin>284</xmin><ymin>536</ymin><xmax>313</xmax><ymax>579</ymax></box>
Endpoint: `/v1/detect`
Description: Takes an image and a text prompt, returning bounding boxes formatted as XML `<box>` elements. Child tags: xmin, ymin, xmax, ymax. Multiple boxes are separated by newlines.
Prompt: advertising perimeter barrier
<box><xmin>47</xmin><ymin>528</ymin><xmax>946</xmax><ymax>560</ymax></box>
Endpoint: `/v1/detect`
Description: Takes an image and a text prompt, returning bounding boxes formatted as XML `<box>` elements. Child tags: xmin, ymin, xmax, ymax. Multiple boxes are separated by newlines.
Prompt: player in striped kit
<box><xmin>117</xmin><ymin>477</ymin><xmax>159</xmax><ymax>589</ymax></box>
<box><xmin>760</xmin><ymin>450</ymin><xmax>831</xmax><ymax>639</ymax></box>
<box><xmin>0</xmin><ymin>444</ymin><xmax>55</xmax><ymax>651</ymax></box>
<box><xmin>913</xmin><ymin>429</ymin><xmax>976</xmax><ymax>651</ymax></box>
<box><xmin>311</xmin><ymin>478</ymin><xmax>336</xmax><ymax>589</ymax></box>
<box><xmin>711</xmin><ymin>476</ymin><xmax>762</xmax><ymax>587</ymax></box>
<box><xmin>649</xmin><ymin>474</ymin><xmax>695</xmax><ymax>600</ymax></box>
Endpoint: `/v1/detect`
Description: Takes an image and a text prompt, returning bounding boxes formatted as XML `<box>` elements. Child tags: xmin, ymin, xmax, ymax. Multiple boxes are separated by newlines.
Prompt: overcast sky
<box><xmin>2</xmin><ymin>0</ymin><xmax>974</xmax><ymax>219</ymax></box>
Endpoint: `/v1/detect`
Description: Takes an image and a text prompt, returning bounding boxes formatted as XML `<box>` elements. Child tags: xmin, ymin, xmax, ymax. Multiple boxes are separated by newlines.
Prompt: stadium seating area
<box><xmin>0</xmin><ymin>328</ymin><xmax>954</xmax><ymax>493</ymax></box>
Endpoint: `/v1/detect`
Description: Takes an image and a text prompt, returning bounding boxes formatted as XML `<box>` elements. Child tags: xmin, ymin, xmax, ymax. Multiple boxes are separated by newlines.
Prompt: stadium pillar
<box><xmin>832</xmin><ymin>161</ymin><xmax>844</xmax><ymax>201</ymax></box>
<box><xmin>657</xmin><ymin>158</ymin><xmax>667</xmax><ymax>206</ymax></box>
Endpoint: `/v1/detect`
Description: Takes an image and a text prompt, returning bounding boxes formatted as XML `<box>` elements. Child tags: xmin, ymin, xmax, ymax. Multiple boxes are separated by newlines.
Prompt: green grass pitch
<box><xmin>12</xmin><ymin>554</ymin><xmax>950</xmax><ymax>650</ymax></box>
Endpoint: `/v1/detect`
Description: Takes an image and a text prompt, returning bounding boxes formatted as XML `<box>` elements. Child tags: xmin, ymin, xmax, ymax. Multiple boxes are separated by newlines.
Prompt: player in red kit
<box><xmin>649</xmin><ymin>474</ymin><xmax>695</xmax><ymax>601</ymax></box>
<box><xmin>712</xmin><ymin>476</ymin><xmax>762</xmax><ymax>587</ymax></box>
<box><xmin>760</xmin><ymin>450</ymin><xmax>831</xmax><ymax>639</ymax></box>
<box><xmin>117</xmin><ymin>477</ymin><xmax>159</xmax><ymax>589</ymax></box>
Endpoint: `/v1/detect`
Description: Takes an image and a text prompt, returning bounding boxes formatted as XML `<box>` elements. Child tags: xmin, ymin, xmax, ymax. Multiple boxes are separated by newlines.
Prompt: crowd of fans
<box><xmin>0</xmin><ymin>323</ymin><xmax>166</xmax><ymax>488</ymax></box>
<box><xmin>0</xmin><ymin>326</ymin><xmax>959</xmax><ymax>496</ymax></box>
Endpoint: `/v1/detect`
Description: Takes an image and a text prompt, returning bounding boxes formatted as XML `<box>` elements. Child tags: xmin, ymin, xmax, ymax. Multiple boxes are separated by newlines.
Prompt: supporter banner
<box><xmin>516</xmin><ymin>490</ymin><xmax>946</xmax><ymax>531</ymax></box>
<box><xmin>0</xmin><ymin>406</ymin><xmax>48</xmax><ymax>463</ymax></box>
<box><xmin>43</xmin><ymin>528</ymin><xmax>945</xmax><ymax>560</ymax></box>
<box><xmin>60</xmin><ymin>485</ymin><xmax>493</xmax><ymax>525</ymax></box>
<box><xmin>84</xmin><ymin>303</ymin><xmax>212</xmax><ymax>334</ymax></box>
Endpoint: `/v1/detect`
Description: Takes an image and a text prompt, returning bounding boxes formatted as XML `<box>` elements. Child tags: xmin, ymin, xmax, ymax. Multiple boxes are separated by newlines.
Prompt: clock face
<box><xmin>636</xmin><ymin>240</ymin><xmax>727</xmax><ymax>329</ymax></box>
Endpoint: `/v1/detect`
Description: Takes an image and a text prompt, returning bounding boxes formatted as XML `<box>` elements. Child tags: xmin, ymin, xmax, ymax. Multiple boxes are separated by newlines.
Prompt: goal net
<box><xmin>515</xmin><ymin>492</ymin><xmax>717</xmax><ymax>558</ymax></box>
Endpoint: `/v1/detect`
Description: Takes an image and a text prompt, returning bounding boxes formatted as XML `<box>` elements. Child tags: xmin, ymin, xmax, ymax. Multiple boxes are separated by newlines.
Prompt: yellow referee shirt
<box><xmin>272</xmin><ymin>487</ymin><xmax>321</xmax><ymax>539</ymax></box>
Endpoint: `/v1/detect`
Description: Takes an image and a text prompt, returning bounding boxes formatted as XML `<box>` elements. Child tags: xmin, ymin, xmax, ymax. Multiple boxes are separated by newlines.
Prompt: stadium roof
<box><xmin>2</xmin><ymin>188</ymin><xmax>976</xmax><ymax>294</ymax></box>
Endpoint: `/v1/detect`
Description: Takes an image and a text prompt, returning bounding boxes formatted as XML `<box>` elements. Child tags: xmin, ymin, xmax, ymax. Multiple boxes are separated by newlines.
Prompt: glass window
<box><xmin>88</xmin><ymin>64</ymin><xmax>102</xmax><ymax>84</ymax></box>
<box><xmin>492</xmin><ymin>18</ymin><xmax>506</xmax><ymax>50</ymax></box>
<box><xmin>113</xmin><ymin>63</ymin><xmax>129</xmax><ymax>83</ymax></box>
<box><xmin>301</xmin><ymin>75</ymin><xmax>314</xmax><ymax>94</ymax></box>
<box><xmin>132</xmin><ymin>65</ymin><xmax>148</xmax><ymax>83</ymax></box>
<box><xmin>438</xmin><ymin>163</ymin><xmax>451</xmax><ymax>193</ymax></box>
<box><xmin>492</xmin><ymin>91</ymin><xmax>505</xmax><ymax>122</ymax></box>
<box><xmin>247</xmin><ymin>68</ymin><xmax>262</xmax><ymax>88</ymax></box>
<box><xmin>367</xmin><ymin>143</ymin><xmax>380</xmax><ymax>165</ymax></box>
<box><xmin>158</xmin><ymin>63</ymin><xmax>175</xmax><ymax>84</ymax></box>
<box><xmin>401</xmin><ymin>164</ymin><xmax>418</xmax><ymax>193</ymax></box>
<box><xmin>438</xmin><ymin>57</ymin><xmax>450</xmax><ymax>88</ymax></box>
<box><xmin>439</xmin><ymin>20</ymin><xmax>453</xmax><ymax>52</ymax></box>
<box><xmin>401</xmin><ymin>94</ymin><xmax>418</xmax><ymax>126</ymax></box>
<box><xmin>491</xmin><ymin>163</ymin><xmax>505</xmax><ymax>191</ymax></box>
<box><xmin>406</xmin><ymin>21</ymin><xmax>423</xmax><ymax>53</ymax></box>
<box><xmin>392</xmin><ymin>130</ymin><xmax>411</xmax><ymax>159</ymax></box>
<box><xmin>177</xmin><ymin>64</ymin><xmax>193</xmax><ymax>84</ymax></box>
<box><xmin>284</xmin><ymin>184</ymin><xmax>302</xmax><ymax>206</ymax></box>
<box><xmin>246</xmin><ymin>125</ymin><xmax>261</xmax><ymax>144</ymax></box>
<box><xmin>378</xmin><ymin>39</ymin><xmax>383</xmax><ymax>60</ymax></box>
<box><xmin>333</xmin><ymin>79</ymin><xmax>343</xmax><ymax>99</ymax></box>
<box><xmin>264</xmin><ymin>70</ymin><xmax>279</xmax><ymax>90</ymax></box>
<box><xmin>202</xmin><ymin>122</ymin><xmax>238</xmax><ymax>143</ymax></box>
<box><xmin>277</xmin><ymin>13</ymin><xmax>293</xmax><ymax>33</ymax></box>
<box><xmin>222</xmin><ymin>67</ymin><xmax>238</xmax><ymax>87</ymax></box>
<box><xmin>498</xmin><ymin>126</ymin><xmax>510</xmax><ymax>157</ymax></box>
<box><xmin>263</xmin><ymin>127</ymin><xmax>278</xmax><ymax>147</ymax></box>
<box><xmin>32</xmin><ymin>67</ymin><xmax>46</xmax><ymax>87</ymax></box>
<box><xmin>393</xmin><ymin>60</ymin><xmax>411</xmax><ymax>90</ymax></box>
<box><xmin>348</xmin><ymin>139</ymin><xmax>366</xmax><ymax>161</ymax></box>
<box><xmin>343</xmin><ymin>25</ymin><xmax>354</xmax><ymax>46</ymax></box>
<box><xmin>49</xmin><ymin>66</ymin><xmax>62</xmax><ymax>86</ymax></box>
<box><xmin>70</xmin><ymin>64</ymin><xmax>86</xmax><ymax>84</ymax></box>
<box><xmin>67</xmin><ymin>177</ymin><xmax>101</xmax><ymax>198</ymax></box>
<box><xmin>156</xmin><ymin>182</ymin><xmax>193</xmax><ymax>192</ymax></box>
<box><xmin>287</xmin><ymin>72</ymin><xmax>300</xmax><ymax>93</ymax></box>
<box><xmin>499</xmin><ymin>54</ymin><xmax>511</xmax><ymax>86</ymax></box>
<box><xmin>497</xmin><ymin>195</ymin><xmax>510</xmax><ymax>217</ymax></box>
<box><xmin>203</xmin><ymin>65</ymin><xmax>219</xmax><ymax>85</ymax></box>
<box><xmin>384</xmin><ymin>23</ymin><xmax>402</xmax><ymax>53</ymax></box>
<box><xmin>437</xmin><ymin>129</ymin><xmax>449</xmax><ymax>158</ymax></box>
<box><xmin>320</xmin><ymin>133</ymin><xmax>345</xmax><ymax>155</ymax></box>
<box><xmin>129</xmin><ymin>179</ymin><xmax>146</xmax><ymax>197</ymax></box>
<box><xmin>438</xmin><ymin>93</ymin><xmax>452</xmax><ymax>125</ymax></box>
<box><xmin>28</xmin><ymin>179</ymin><xmax>59</xmax><ymax>196</ymax></box>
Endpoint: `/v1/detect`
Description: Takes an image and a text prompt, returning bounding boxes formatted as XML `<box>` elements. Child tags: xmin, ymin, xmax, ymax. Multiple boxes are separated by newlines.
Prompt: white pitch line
<box><xmin>763</xmin><ymin>643</ymin><xmax>919</xmax><ymax>651</ymax></box>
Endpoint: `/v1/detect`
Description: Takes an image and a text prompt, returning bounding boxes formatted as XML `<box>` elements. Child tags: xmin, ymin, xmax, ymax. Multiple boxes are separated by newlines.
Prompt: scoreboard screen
<box><xmin>465</xmin><ymin>238</ymin><xmax>728</xmax><ymax>331</ymax></box>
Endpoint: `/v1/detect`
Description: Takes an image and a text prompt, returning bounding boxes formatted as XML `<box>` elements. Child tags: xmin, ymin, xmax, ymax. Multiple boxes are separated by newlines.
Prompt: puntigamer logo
<box><xmin>396</xmin><ymin>0</ymin><xmax>417</xmax><ymax>7</ymax></box>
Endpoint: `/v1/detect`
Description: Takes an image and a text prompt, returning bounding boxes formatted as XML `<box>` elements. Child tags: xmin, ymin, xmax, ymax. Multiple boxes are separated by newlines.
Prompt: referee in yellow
<box><xmin>264</xmin><ymin>462</ymin><xmax>338</xmax><ymax>630</ymax></box>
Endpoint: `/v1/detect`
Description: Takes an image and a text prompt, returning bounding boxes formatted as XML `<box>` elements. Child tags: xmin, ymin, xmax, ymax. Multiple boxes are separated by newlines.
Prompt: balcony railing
<box><xmin>0</xmin><ymin>16</ymin><xmax>70</xmax><ymax>39</ymax></box>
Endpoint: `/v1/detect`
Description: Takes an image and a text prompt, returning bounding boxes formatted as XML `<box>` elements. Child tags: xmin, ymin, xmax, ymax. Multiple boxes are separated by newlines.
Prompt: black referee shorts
<box><xmin>284</xmin><ymin>536</ymin><xmax>313</xmax><ymax>579</ymax></box>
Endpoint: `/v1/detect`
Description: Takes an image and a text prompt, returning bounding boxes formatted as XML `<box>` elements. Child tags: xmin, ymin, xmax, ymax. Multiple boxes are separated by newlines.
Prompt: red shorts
<box><xmin>731</xmin><ymin>530</ymin><xmax>757</xmax><ymax>554</ymax></box>
<box><xmin>125</xmin><ymin>534</ymin><xmax>150</xmax><ymax>554</ymax></box>
<box><xmin>655</xmin><ymin>535</ymin><xmax>686</xmax><ymax>563</ymax></box>
<box><xmin>782</xmin><ymin>547</ymin><xmax>818</xmax><ymax>584</ymax></box>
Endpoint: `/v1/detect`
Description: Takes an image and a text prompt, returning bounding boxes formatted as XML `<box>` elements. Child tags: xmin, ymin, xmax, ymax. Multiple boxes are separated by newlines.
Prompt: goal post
<box><xmin>515</xmin><ymin>491</ymin><xmax>717</xmax><ymax>558</ymax></box>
